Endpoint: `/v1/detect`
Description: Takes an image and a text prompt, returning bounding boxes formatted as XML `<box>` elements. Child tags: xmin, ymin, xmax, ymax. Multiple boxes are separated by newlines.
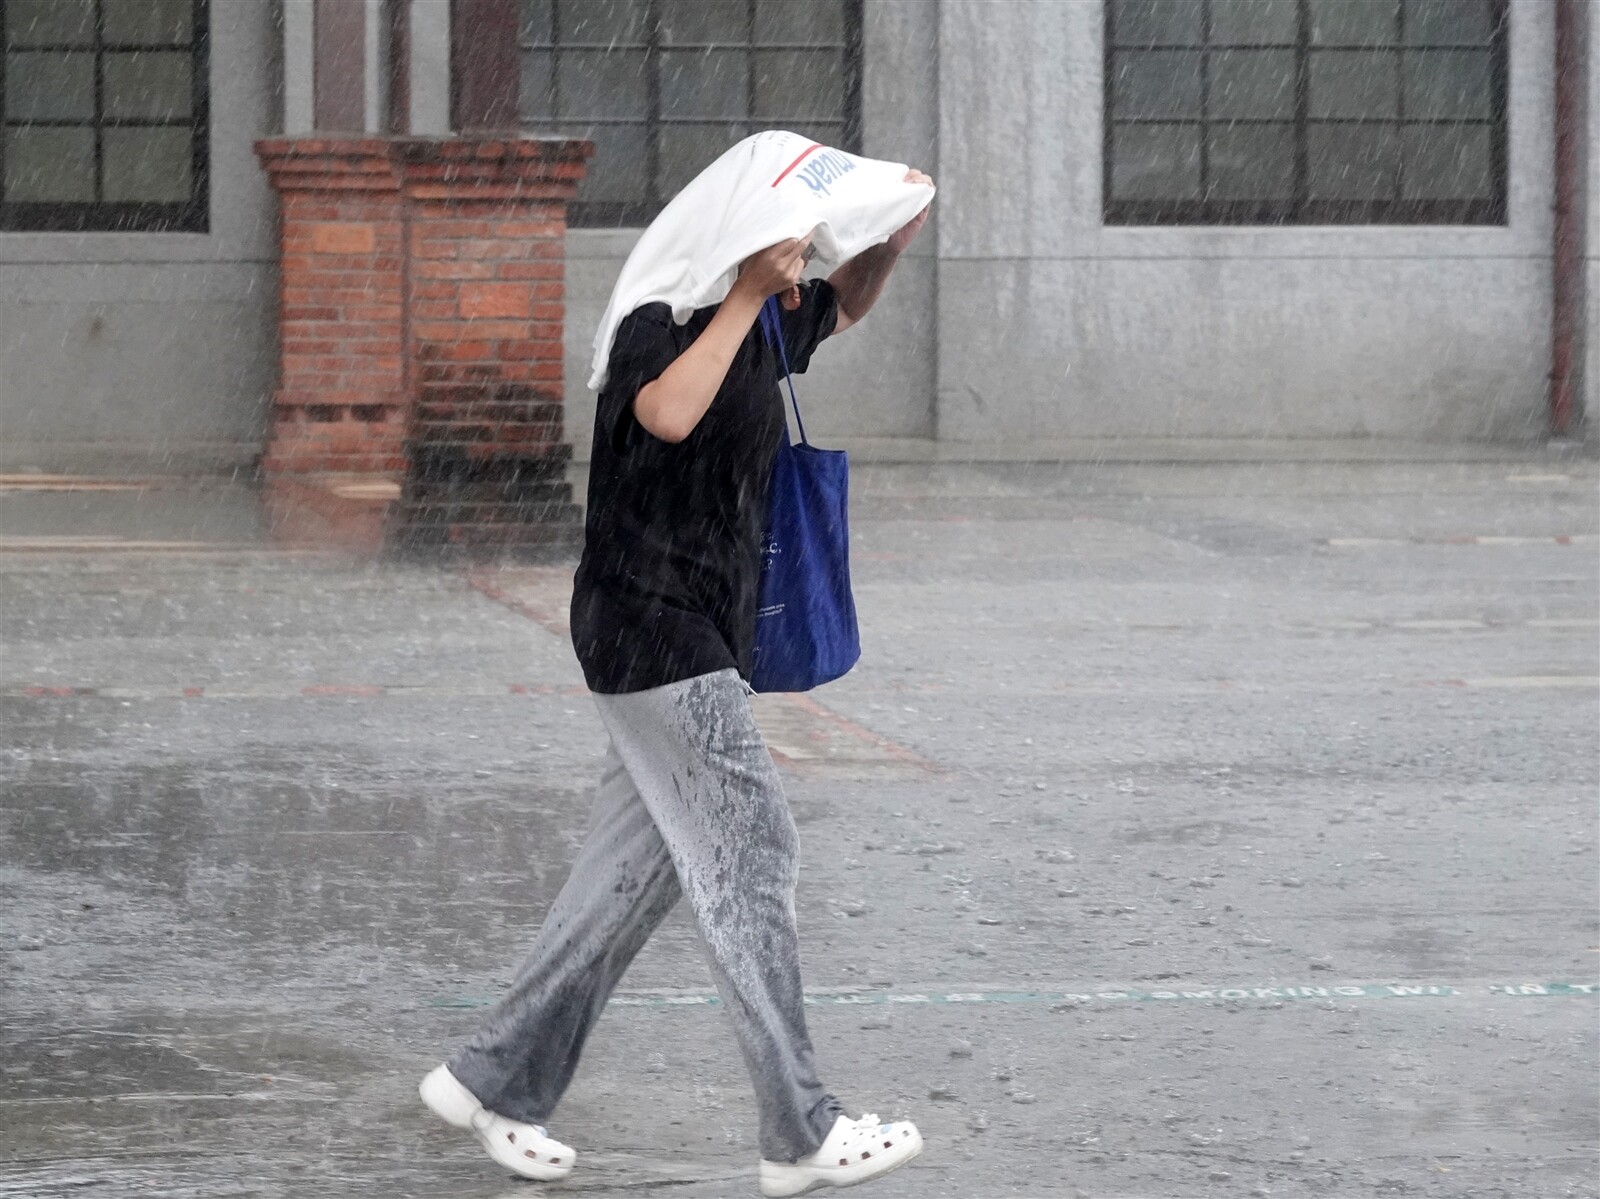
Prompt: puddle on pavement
<box><xmin>1</xmin><ymin>749</ymin><xmax>586</xmax><ymax>966</ymax></box>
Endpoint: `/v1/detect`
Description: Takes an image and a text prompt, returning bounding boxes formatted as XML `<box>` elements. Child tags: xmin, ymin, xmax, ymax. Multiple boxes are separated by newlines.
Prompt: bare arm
<box><xmin>828</xmin><ymin>243</ymin><xmax>900</xmax><ymax>336</ymax></box>
<box><xmin>827</xmin><ymin>168</ymin><xmax>934</xmax><ymax>335</ymax></box>
<box><xmin>633</xmin><ymin>238</ymin><xmax>810</xmax><ymax>444</ymax></box>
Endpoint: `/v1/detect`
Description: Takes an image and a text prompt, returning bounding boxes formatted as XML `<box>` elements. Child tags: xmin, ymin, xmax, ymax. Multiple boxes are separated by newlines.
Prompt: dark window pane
<box><xmin>659</xmin><ymin>0</ymin><xmax>748</xmax><ymax>44</ymax></box>
<box><xmin>103</xmin><ymin>126</ymin><xmax>193</xmax><ymax>201</ymax></box>
<box><xmin>1403</xmin><ymin>49</ymin><xmax>1493</xmax><ymax>119</ymax></box>
<box><xmin>661</xmin><ymin>48</ymin><xmax>748</xmax><ymax>119</ymax></box>
<box><xmin>534</xmin><ymin>0</ymin><xmax>860</xmax><ymax>225</ymax></box>
<box><xmin>1</xmin><ymin>1</ymin><xmax>209</xmax><ymax>229</ymax></box>
<box><xmin>659</xmin><ymin>120</ymin><xmax>747</xmax><ymax>196</ymax></box>
<box><xmin>554</xmin><ymin>122</ymin><xmax>650</xmax><ymax>203</ymax></box>
<box><xmin>104</xmin><ymin>0</ymin><xmax>195</xmax><ymax>45</ymax></box>
<box><xmin>4</xmin><ymin>0</ymin><xmax>95</xmax><ymax>46</ymax></box>
<box><xmin>753</xmin><ymin>49</ymin><xmax>844</xmax><ymax>121</ymax></box>
<box><xmin>104</xmin><ymin>52</ymin><xmax>194</xmax><ymax>120</ymax></box>
<box><xmin>1401</xmin><ymin>123</ymin><xmax>1492</xmax><ymax>198</ymax></box>
<box><xmin>1208</xmin><ymin>122</ymin><xmax>1295</xmax><ymax>198</ymax></box>
<box><xmin>1403</xmin><ymin>0</ymin><xmax>1495</xmax><ymax>46</ymax></box>
<box><xmin>3</xmin><ymin>125</ymin><xmax>95</xmax><ymax>199</ymax></box>
<box><xmin>520</xmin><ymin>0</ymin><xmax>554</xmax><ymax>43</ymax></box>
<box><xmin>1309</xmin><ymin>0</ymin><xmax>1396</xmax><ymax>45</ymax></box>
<box><xmin>1309</xmin><ymin>49</ymin><xmax>1398</xmax><ymax>118</ymax></box>
<box><xmin>783</xmin><ymin>120</ymin><xmax>846</xmax><ymax>149</ymax></box>
<box><xmin>1110</xmin><ymin>123</ymin><xmax>1202</xmax><ymax>199</ymax></box>
<box><xmin>1110</xmin><ymin>0</ymin><xmax>1203</xmax><ymax>46</ymax></box>
<box><xmin>1210</xmin><ymin>49</ymin><xmax>1295</xmax><ymax>120</ymax></box>
<box><xmin>755</xmin><ymin>0</ymin><xmax>846</xmax><ymax>45</ymax></box>
<box><xmin>4</xmin><ymin>51</ymin><xmax>95</xmax><ymax>120</ymax></box>
<box><xmin>555</xmin><ymin>0</ymin><xmax>647</xmax><ymax>43</ymax></box>
<box><xmin>1110</xmin><ymin>50</ymin><xmax>1203</xmax><ymax>119</ymax></box>
<box><xmin>1106</xmin><ymin>0</ymin><xmax>1503</xmax><ymax>222</ymax></box>
<box><xmin>1209</xmin><ymin>0</ymin><xmax>1297</xmax><ymax>44</ymax></box>
<box><xmin>555</xmin><ymin>49</ymin><xmax>648</xmax><ymax>118</ymax></box>
<box><xmin>520</xmin><ymin>49</ymin><xmax>554</xmax><ymax>117</ymax></box>
<box><xmin>1307</xmin><ymin>123</ymin><xmax>1399</xmax><ymax>198</ymax></box>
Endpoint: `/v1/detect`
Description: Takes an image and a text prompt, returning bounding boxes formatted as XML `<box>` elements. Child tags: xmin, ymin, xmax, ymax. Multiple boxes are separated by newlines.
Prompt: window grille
<box><xmin>519</xmin><ymin>0</ymin><xmax>861</xmax><ymax>227</ymax></box>
<box><xmin>1104</xmin><ymin>0</ymin><xmax>1508</xmax><ymax>225</ymax></box>
<box><xmin>0</xmin><ymin>0</ymin><xmax>209</xmax><ymax>232</ymax></box>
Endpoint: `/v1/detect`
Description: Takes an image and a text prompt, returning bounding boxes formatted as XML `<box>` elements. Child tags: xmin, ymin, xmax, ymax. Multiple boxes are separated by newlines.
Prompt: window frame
<box><xmin>0</xmin><ymin>0</ymin><xmax>210</xmax><ymax>233</ymax></box>
<box><xmin>519</xmin><ymin>0</ymin><xmax>863</xmax><ymax>228</ymax></box>
<box><xmin>1102</xmin><ymin>0</ymin><xmax>1509</xmax><ymax>226</ymax></box>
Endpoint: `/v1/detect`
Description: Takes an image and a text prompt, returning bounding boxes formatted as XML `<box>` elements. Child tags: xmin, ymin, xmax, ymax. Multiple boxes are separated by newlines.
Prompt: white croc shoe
<box><xmin>419</xmin><ymin>1063</ymin><xmax>575</xmax><ymax>1182</ymax></box>
<box><xmin>758</xmin><ymin>1113</ymin><xmax>922</xmax><ymax>1197</ymax></box>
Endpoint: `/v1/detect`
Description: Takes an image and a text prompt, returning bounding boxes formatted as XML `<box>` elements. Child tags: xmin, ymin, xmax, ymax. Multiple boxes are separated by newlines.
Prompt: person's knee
<box><xmin>713</xmin><ymin>799</ymin><xmax>800</xmax><ymax>891</ymax></box>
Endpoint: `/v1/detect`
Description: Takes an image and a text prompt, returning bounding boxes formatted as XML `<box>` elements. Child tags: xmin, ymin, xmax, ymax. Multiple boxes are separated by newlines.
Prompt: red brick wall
<box><xmin>406</xmin><ymin>208</ymin><xmax>566</xmax><ymax>465</ymax></box>
<box><xmin>255</xmin><ymin>136</ymin><xmax>591</xmax><ymax>557</ymax></box>
<box><xmin>258</xmin><ymin>141</ymin><xmax>407</xmax><ymax>476</ymax></box>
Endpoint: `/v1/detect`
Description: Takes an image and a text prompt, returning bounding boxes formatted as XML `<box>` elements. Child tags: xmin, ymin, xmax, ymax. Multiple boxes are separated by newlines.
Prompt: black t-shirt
<box><xmin>570</xmin><ymin>279</ymin><xmax>839</xmax><ymax>694</ymax></box>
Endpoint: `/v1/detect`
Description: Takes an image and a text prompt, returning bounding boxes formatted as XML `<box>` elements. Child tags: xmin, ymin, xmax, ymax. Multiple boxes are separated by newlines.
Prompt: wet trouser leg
<box><xmin>447</xmin><ymin>743</ymin><xmax>682</xmax><ymax>1122</ymax></box>
<box><xmin>446</xmin><ymin>668</ymin><xmax>841</xmax><ymax>1162</ymax></box>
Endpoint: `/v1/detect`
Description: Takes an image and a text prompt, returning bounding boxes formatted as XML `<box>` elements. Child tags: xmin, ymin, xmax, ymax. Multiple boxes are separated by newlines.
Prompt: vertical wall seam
<box><xmin>1551</xmin><ymin>0</ymin><xmax>1589</xmax><ymax>435</ymax></box>
<box><xmin>409</xmin><ymin>0</ymin><xmax>451</xmax><ymax>136</ymax></box>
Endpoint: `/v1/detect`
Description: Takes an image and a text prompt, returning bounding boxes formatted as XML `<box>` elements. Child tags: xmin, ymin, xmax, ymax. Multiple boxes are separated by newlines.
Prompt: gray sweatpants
<box><xmin>446</xmin><ymin>668</ymin><xmax>843</xmax><ymax>1162</ymax></box>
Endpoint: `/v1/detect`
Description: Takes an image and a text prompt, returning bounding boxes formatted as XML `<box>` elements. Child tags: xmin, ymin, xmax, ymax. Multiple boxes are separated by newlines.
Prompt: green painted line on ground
<box><xmin>432</xmin><ymin>980</ymin><xmax>1598</xmax><ymax>1011</ymax></box>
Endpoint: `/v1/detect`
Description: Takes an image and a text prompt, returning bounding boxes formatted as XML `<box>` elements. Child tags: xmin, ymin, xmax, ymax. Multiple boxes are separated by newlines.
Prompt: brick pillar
<box><xmin>390</xmin><ymin>136</ymin><xmax>590</xmax><ymax>558</ymax></box>
<box><xmin>254</xmin><ymin>135</ymin><xmax>590</xmax><ymax>556</ymax></box>
<box><xmin>256</xmin><ymin>139</ymin><xmax>407</xmax><ymax>479</ymax></box>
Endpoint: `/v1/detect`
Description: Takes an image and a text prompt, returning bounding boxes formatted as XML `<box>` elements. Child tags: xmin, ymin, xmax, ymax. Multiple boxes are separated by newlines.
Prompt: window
<box><xmin>519</xmin><ymin>0</ymin><xmax>861</xmax><ymax>226</ymax></box>
<box><xmin>0</xmin><ymin>0</ymin><xmax>208</xmax><ymax>232</ymax></box>
<box><xmin>1104</xmin><ymin>0</ymin><xmax>1508</xmax><ymax>225</ymax></box>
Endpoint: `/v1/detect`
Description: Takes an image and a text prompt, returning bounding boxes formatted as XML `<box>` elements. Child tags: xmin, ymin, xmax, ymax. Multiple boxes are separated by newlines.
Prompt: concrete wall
<box><xmin>1</xmin><ymin>0</ymin><xmax>1579</xmax><ymax>471</ymax></box>
<box><xmin>0</xmin><ymin>0</ymin><xmax>279</xmax><ymax>473</ymax></box>
<box><xmin>935</xmin><ymin>0</ymin><xmax>1557</xmax><ymax>443</ymax></box>
<box><xmin>562</xmin><ymin>0</ymin><xmax>941</xmax><ymax>460</ymax></box>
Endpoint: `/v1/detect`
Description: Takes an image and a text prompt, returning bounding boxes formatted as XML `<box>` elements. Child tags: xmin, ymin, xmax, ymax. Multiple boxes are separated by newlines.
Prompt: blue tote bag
<box><xmin>749</xmin><ymin>296</ymin><xmax>861</xmax><ymax>693</ymax></box>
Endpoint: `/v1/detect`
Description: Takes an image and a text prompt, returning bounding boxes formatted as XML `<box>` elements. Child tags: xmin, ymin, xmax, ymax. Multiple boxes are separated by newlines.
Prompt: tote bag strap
<box><xmin>758</xmin><ymin>295</ymin><xmax>809</xmax><ymax>447</ymax></box>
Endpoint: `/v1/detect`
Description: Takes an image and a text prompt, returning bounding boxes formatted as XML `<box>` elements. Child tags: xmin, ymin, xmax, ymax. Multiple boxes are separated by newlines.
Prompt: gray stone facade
<box><xmin>0</xmin><ymin>0</ymin><xmax>279</xmax><ymax>472</ymax></box>
<box><xmin>935</xmin><ymin>0</ymin><xmax>1566</xmax><ymax>444</ymax></box>
<box><xmin>0</xmin><ymin>0</ymin><xmax>1588</xmax><ymax>473</ymax></box>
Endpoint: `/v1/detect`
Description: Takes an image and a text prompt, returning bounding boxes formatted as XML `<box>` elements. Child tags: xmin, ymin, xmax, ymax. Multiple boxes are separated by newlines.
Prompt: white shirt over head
<box><xmin>588</xmin><ymin>130</ymin><xmax>935</xmax><ymax>392</ymax></box>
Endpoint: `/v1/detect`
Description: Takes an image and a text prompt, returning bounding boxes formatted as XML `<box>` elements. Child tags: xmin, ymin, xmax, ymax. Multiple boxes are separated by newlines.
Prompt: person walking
<box><xmin>420</xmin><ymin>159</ymin><xmax>935</xmax><ymax>1197</ymax></box>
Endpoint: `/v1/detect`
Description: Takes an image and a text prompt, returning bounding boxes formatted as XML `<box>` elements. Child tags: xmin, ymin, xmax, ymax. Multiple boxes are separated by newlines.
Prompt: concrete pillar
<box><xmin>282</xmin><ymin>0</ymin><xmax>315</xmax><ymax>134</ymax></box>
<box><xmin>364</xmin><ymin>0</ymin><xmax>388</xmax><ymax>133</ymax></box>
<box><xmin>408</xmin><ymin>0</ymin><xmax>452</xmax><ymax>136</ymax></box>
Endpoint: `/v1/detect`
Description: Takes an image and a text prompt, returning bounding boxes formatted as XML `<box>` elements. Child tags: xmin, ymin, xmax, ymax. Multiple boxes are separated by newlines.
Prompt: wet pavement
<box><xmin>2</xmin><ymin>456</ymin><xmax>1597</xmax><ymax>1198</ymax></box>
